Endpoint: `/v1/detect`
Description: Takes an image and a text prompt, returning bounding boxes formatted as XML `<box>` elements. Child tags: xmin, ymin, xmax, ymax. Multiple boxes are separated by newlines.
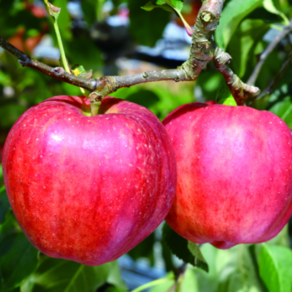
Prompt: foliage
<box><xmin>0</xmin><ymin>0</ymin><xmax>292</xmax><ymax>291</ymax></box>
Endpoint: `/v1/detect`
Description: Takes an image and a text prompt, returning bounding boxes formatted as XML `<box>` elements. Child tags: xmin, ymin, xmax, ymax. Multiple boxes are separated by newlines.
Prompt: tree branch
<box><xmin>247</xmin><ymin>21</ymin><xmax>292</xmax><ymax>86</ymax></box>
<box><xmin>0</xmin><ymin>0</ymin><xmax>256</xmax><ymax>107</ymax></box>
<box><xmin>214</xmin><ymin>48</ymin><xmax>260</xmax><ymax>105</ymax></box>
<box><xmin>247</xmin><ymin>52</ymin><xmax>292</xmax><ymax>104</ymax></box>
<box><xmin>0</xmin><ymin>36</ymin><xmax>98</xmax><ymax>91</ymax></box>
<box><xmin>92</xmin><ymin>0</ymin><xmax>225</xmax><ymax>97</ymax></box>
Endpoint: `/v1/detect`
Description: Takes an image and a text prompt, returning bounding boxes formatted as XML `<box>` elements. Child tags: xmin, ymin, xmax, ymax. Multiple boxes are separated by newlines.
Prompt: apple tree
<box><xmin>1</xmin><ymin>0</ymin><xmax>292</xmax><ymax>291</ymax></box>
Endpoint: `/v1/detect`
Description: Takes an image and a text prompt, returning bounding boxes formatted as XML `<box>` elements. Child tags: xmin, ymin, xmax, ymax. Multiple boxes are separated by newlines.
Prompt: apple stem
<box><xmin>89</xmin><ymin>92</ymin><xmax>102</xmax><ymax>116</ymax></box>
<box><xmin>90</xmin><ymin>102</ymin><xmax>100</xmax><ymax>116</ymax></box>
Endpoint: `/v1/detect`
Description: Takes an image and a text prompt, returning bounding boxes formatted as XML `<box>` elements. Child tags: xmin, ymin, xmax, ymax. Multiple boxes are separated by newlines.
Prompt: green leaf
<box><xmin>168</xmin><ymin>0</ymin><xmax>184</xmax><ymax>12</ymax></box>
<box><xmin>128</xmin><ymin>0</ymin><xmax>170</xmax><ymax>47</ymax></box>
<box><xmin>263</xmin><ymin>0</ymin><xmax>290</xmax><ymax>25</ymax></box>
<box><xmin>141</xmin><ymin>2</ymin><xmax>170</xmax><ymax>12</ymax></box>
<box><xmin>28</xmin><ymin>257</ymin><xmax>123</xmax><ymax>292</ymax></box>
<box><xmin>148</xmin><ymin>273</ymin><xmax>175</xmax><ymax>292</ymax></box>
<box><xmin>0</xmin><ymin>211</ymin><xmax>20</xmax><ymax>257</ymax></box>
<box><xmin>216</xmin><ymin>245</ymin><xmax>262</xmax><ymax>292</ymax></box>
<box><xmin>81</xmin><ymin>0</ymin><xmax>98</xmax><ymax>26</ymax></box>
<box><xmin>216</xmin><ymin>84</ymin><xmax>237</xmax><ymax>106</ymax></box>
<box><xmin>215</xmin><ymin>0</ymin><xmax>262</xmax><ymax>49</ymax></box>
<box><xmin>0</xmin><ymin>187</ymin><xmax>10</xmax><ymax>225</ymax></box>
<box><xmin>51</xmin><ymin>0</ymin><xmax>72</xmax><ymax>41</ymax></box>
<box><xmin>162</xmin><ymin>223</ymin><xmax>208</xmax><ymax>272</ymax></box>
<box><xmin>44</xmin><ymin>1</ymin><xmax>61</xmax><ymax>21</ymax></box>
<box><xmin>181</xmin><ymin>266</ymin><xmax>199</xmax><ymax>292</ymax></box>
<box><xmin>268</xmin><ymin>95</ymin><xmax>292</xmax><ymax>129</ymax></box>
<box><xmin>265</xmin><ymin>225</ymin><xmax>290</xmax><ymax>248</ymax></box>
<box><xmin>127</xmin><ymin>232</ymin><xmax>155</xmax><ymax>265</ymax></box>
<box><xmin>259</xmin><ymin>244</ymin><xmax>292</xmax><ymax>292</ymax></box>
<box><xmin>106</xmin><ymin>261</ymin><xmax>127</xmax><ymax>290</ymax></box>
<box><xmin>126</xmin><ymin>89</ymin><xmax>160</xmax><ymax>110</ymax></box>
<box><xmin>187</xmin><ymin>242</ymin><xmax>208</xmax><ymax>272</ymax></box>
<box><xmin>227</xmin><ymin>19</ymin><xmax>269</xmax><ymax>78</ymax></box>
<box><xmin>103</xmin><ymin>287</ymin><xmax>128</xmax><ymax>292</ymax></box>
<box><xmin>162</xmin><ymin>222</ymin><xmax>195</xmax><ymax>265</ymax></box>
<box><xmin>71</xmin><ymin>65</ymin><xmax>92</xmax><ymax>79</ymax></box>
<box><xmin>0</xmin><ymin>212</ymin><xmax>39</xmax><ymax>292</ymax></box>
<box><xmin>142</xmin><ymin>0</ymin><xmax>184</xmax><ymax>12</ymax></box>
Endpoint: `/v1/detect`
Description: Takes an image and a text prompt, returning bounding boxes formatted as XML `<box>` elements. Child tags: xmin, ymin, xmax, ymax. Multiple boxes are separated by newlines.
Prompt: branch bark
<box><xmin>214</xmin><ymin>48</ymin><xmax>260</xmax><ymax>105</ymax></box>
<box><xmin>93</xmin><ymin>0</ymin><xmax>225</xmax><ymax>98</ymax></box>
<box><xmin>0</xmin><ymin>36</ymin><xmax>98</xmax><ymax>91</ymax></box>
<box><xmin>0</xmin><ymin>0</ymin><xmax>259</xmax><ymax>106</ymax></box>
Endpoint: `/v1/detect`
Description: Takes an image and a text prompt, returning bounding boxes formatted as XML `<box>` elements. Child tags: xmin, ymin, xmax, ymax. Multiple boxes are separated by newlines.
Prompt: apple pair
<box><xmin>3</xmin><ymin>95</ymin><xmax>292</xmax><ymax>265</ymax></box>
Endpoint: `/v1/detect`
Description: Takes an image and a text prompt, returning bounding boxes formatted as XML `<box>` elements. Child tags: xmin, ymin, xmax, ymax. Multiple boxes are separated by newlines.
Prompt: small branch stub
<box><xmin>214</xmin><ymin>48</ymin><xmax>260</xmax><ymax>105</ymax></box>
<box><xmin>89</xmin><ymin>92</ymin><xmax>103</xmax><ymax>116</ymax></box>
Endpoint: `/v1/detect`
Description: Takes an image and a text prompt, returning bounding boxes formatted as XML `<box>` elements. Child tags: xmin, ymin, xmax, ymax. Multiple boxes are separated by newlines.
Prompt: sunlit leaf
<box><xmin>263</xmin><ymin>0</ymin><xmax>290</xmax><ymax>25</ymax></box>
<box><xmin>228</xmin><ymin>19</ymin><xmax>269</xmax><ymax>78</ymax></box>
<box><xmin>259</xmin><ymin>244</ymin><xmax>292</xmax><ymax>292</ymax></box>
<box><xmin>215</xmin><ymin>0</ymin><xmax>262</xmax><ymax>49</ymax></box>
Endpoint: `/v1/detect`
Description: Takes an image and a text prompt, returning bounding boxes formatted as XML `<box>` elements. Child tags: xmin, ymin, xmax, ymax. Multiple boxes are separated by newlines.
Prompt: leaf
<box><xmin>28</xmin><ymin>257</ymin><xmax>122</xmax><ymax>292</ymax></box>
<box><xmin>162</xmin><ymin>222</ymin><xmax>208</xmax><ymax>272</ymax></box>
<box><xmin>227</xmin><ymin>19</ymin><xmax>269</xmax><ymax>78</ymax></box>
<box><xmin>181</xmin><ymin>266</ymin><xmax>199</xmax><ymax>292</ymax></box>
<box><xmin>0</xmin><ymin>211</ymin><xmax>21</xmax><ymax>257</ymax></box>
<box><xmin>106</xmin><ymin>261</ymin><xmax>127</xmax><ymax>290</ymax></box>
<box><xmin>215</xmin><ymin>245</ymin><xmax>262</xmax><ymax>292</ymax></box>
<box><xmin>187</xmin><ymin>242</ymin><xmax>209</xmax><ymax>272</ymax></box>
<box><xmin>215</xmin><ymin>0</ymin><xmax>262</xmax><ymax>49</ymax></box>
<box><xmin>126</xmin><ymin>89</ymin><xmax>160</xmax><ymax>110</ymax></box>
<box><xmin>81</xmin><ymin>0</ymin><xmax>98</xmax><ymax>26</ymax></box>
<box><xmin>0</xmin><ymin>211</ymin><xmax>39</xmax><ymax>292</ymax></box>
<box><xmin>103</xmin><ymin>287</ymin><xmax>128</xmax><ymax>292</ymax></box>
<box><xmin>71</xmin><ymin>65</ymin><xmax>92</xmax><ymax>79</ymax></box>
<box><xmin>167</xmin><ymin>0</ymin><xmax>184</xmax><ymax>12</ymax></box>
<box><xmin>141</xmin><ymin>1</ymin><xmax>171</xmax><ymax>12</ymax></box>
<box><xmin>51</xmin><ymin>0</ymin><xmax>72</xmax><ymax>41</ymax></box>
<box><xmin>149</xmin><ymin>273</ymin><xmax>175</xmax><ymax>292</ymax></box>
<box><xmin>46</xmin><ymin>2</ymin><xmax>61</xmax><ymax>20</ymax></box>
<box><xmin>127</xmin><ymin>232</ymin><xmax>155</xmax><ymax>265</ymax></box>
<box><xmin>142</xmin><ymin>0</ymin><xmax>184</xmax><ymax>12</ymax></box>
<box><xmin>265</xmin><ymin>224</ymin><xmax>290</xmax><ymax>248</ymax></box>
<box><xmin>263</xmin><ymin>0</ymin><xmax>290</xmax><ymax>25</ymax></box>
<box><xmin>216</xmin><ymin>84</ymin><xmax>237</xmax><ymax>106</ymax></box>
<box><xmin>259</xmin><ymin>244</ymin><xmax>292</xmax><ymax>292</ymax></box>
<box><xmin>269</xmin><ymin>95</ymin><xmax>292</xmax><ymax>129</ymax></box>
<box><xmin>190</xmin><ymin>244</ymin><xmax>219</xmax><ymax>292</ymax></box>
<box><xmin>128</xmin><ymin>0</ymin><xmax>170</xmax><ymax>47</ymax></box>
<box><xmin>0</xmin><ymin>187</ymin><xmax>10</xmax><ymax>224</ymax></box>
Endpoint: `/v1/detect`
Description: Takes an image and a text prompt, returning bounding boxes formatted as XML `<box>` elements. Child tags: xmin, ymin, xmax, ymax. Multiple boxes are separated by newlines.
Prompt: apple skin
<box><xmin>3</xmin><ymin>96</ymin><xmax>176</xmax><ymax>265</ymax></box>
<box><xmin>163</xmin><ymin>103</ymin><xmax>292</xmax><ymax>249</ymax></box>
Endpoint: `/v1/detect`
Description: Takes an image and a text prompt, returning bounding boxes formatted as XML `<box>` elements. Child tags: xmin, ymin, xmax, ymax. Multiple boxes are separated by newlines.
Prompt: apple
<box><xmin>163</xmin><ymin>103</ymin><xmax>292</xmax><ymax>249</ymax></box>
<box><xmin>3</xmin><ymin>96</ymin><xmax>176</xmax><ymax>265</ymax></box>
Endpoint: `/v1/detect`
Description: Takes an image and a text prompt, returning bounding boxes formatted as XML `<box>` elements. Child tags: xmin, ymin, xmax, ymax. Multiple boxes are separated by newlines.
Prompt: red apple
<box><xmin>3</xmin><ymin>96</ymin><xmax>176</xmax><ymax>265</ymax></box>
<box><xmin>163</xmin><ymin>103</ymin><xmax>292</xmax><ymax>249</ymax></box>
